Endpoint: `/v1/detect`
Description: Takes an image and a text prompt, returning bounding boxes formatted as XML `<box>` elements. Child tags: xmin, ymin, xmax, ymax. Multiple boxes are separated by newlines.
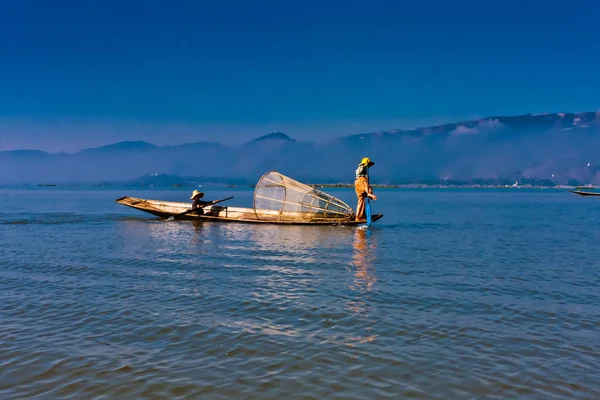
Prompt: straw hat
<box><xmin>360</xmin><ymin>157</ymin><xmax>375</xmax><ymax>167</ymax></box>
<box><xmin>190</xmin><ymin>190</ymin><xmax>204</xmax><ymax>200</ymax></box>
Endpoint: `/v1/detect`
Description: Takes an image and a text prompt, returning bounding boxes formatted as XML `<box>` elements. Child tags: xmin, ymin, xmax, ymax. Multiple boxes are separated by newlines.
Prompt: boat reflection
<box><xmin>117</xmin><ymin>217</ymin><xmax>213</xmax><ymax>264</ymax></box>
<box><xmin>214</xmin><ymin>223</ymin><xmax>354</xmax><ymax>266</ymax></box>
<box><xmin>118</xmin><ymin>216</ymin><xmax>380</xmax><ymax>345</ymax></box>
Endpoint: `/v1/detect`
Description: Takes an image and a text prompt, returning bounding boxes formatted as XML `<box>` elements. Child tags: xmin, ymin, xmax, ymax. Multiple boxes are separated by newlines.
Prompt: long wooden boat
<box><xmin>116</xmin><ymin>171</ymin><xmax>384</xmax><ymax>225</ymax></box>
<box><xmin>570</xmin><ymin>190</ymin><xmax>600</xmax><ymax>197</ymax></box>
<box><xmin>115</xmin><ymin>196</ymin><xmax>383</xmax><ymax>225</ymax></box>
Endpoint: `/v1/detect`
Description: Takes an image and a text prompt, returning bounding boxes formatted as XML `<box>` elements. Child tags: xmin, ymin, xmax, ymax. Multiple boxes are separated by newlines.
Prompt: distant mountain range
<box><xmin>1</xmin><ymin>111</ymin><xmax>599</xmax><ymax>185</ymax></box>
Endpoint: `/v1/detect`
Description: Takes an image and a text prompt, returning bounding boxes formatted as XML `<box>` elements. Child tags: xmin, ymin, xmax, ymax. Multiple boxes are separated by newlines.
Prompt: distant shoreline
<box><xmin>11</xmin><ymin>172</ymin><xmax>595</xmax><ymax>190</ymax></box>
<box><xmin>309</xmin><ymin>184</ymin><xmax>597</xmax><ymax>190</ymax></box>
<box><xmin>0</xmin><ymin>183</ymin><xmax>596</xmax><ymax>190</ymax></box>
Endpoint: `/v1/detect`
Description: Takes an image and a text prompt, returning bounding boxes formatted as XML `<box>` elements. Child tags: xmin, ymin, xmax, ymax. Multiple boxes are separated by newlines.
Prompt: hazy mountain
<box><xmin>1</xmin><ymin>112</ymin><xmax>599</xmax><ymax>185</ymax></box>
<box><xmin>78</xmin><ymin>140</ymin><xmax>157</xmax><ymax>154</ymax></box>
<box><xmin>246</xmin><ymin>132</ymin><xmax>296</xmax><ymax>144</ymax></box>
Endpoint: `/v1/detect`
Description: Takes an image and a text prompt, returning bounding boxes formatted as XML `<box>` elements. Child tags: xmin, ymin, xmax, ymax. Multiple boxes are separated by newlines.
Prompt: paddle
<box><xmin>365</xmin><ymin>168</ymin><xmax>372</xmax><ymax>227</ymax></box>
<box><xmin>173</xmin><ymin>196</ymin><xmax>234</xmax><ymax>218</ymax></box>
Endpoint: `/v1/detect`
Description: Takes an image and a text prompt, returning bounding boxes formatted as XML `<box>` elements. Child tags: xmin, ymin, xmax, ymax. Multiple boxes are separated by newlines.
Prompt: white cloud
<box><xmin>450</xmin><ymin>119</ymin><xmax>503</xmax><ymax>136</ymax></box>
<box><xmin>451</xmin><ymin>125</ymin><xmax>478</xmax><ymax>135</ymax></box>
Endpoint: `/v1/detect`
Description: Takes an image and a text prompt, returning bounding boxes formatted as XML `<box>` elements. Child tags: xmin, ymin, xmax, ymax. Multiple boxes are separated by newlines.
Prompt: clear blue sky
<box><xmin>1</xmin><ymin>0</ymin><xmax>599</xmax><ymax>151</ymax></box>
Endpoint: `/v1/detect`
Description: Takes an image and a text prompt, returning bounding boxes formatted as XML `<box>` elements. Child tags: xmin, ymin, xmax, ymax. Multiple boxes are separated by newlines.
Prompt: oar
<box><xmin>366</xmin><ymin>170</ymin><xmax>372</xmax><ymax>227</ymax></box>
<box><xmin>366</xmin><ymin>197</ymin><xmax>372</xmax><ymax>227</ymax></box>
<box><xmin>173</xmin><ymin>196</ymin><xmax>234</xmax><ymax>218</ymax></box>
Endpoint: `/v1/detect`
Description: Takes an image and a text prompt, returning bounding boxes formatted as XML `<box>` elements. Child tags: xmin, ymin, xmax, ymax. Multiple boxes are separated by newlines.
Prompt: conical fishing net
<box><xmin>253</xmin><ymin>171</ymin><xmax>355</xmax><ymax>222</ymax></box>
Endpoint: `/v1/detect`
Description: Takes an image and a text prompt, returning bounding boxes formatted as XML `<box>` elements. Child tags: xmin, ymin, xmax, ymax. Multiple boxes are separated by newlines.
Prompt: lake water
<box><xmin>1</xmin><ymin>188</ymin><xmax>599</xmax><ymax>399</ymax></box>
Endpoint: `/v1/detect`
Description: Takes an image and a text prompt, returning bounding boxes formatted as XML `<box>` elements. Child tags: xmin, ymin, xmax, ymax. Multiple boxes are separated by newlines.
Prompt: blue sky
<box><xmin>1</xmin><ymin>0</ymin><xmax>599</xmax><ymax>151</ymax></box>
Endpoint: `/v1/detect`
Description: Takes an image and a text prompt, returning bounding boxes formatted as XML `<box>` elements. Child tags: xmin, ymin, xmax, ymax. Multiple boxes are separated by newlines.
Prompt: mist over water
<box><xmin>2</xmin><ymin>112</ymin><xmax>600</xmax><ymax>185</ymax></box>
<box><xmin>1</xmin><ymin>188</ymin><xmax>600</xmax><ymax>399</ymax></box>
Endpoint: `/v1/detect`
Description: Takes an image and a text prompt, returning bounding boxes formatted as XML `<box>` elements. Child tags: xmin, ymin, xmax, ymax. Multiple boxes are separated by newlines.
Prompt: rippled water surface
<box><xmin>1</xmin><ymin>188</ymin><xmax>600</xmax><ymax>399</ymax></box>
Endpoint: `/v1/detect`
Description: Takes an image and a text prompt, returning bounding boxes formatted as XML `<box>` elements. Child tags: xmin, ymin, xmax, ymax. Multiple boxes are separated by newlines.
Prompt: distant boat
<box><xmin>570</xmin><ymin>190</ymin><xmax>600</xmax><ymax>197</ymax></box>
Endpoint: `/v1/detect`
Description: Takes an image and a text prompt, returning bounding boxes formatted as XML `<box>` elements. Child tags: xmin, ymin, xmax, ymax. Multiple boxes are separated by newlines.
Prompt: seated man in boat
<box><xmin>354</xmin><ymin>157</ymin><xmax>377</xmax><ymax>221</ymax></box>
<box><xmin>190</xmin><ymin>190</ymin><xmax>211</xmax><ymax>214</ymax></box>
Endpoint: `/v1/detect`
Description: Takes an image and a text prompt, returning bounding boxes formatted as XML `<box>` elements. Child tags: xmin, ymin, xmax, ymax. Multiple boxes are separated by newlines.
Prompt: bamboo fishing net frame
<box><xmin>253</xmin><ymin>171</ymin><xmax>355</xmax><ymax>222</ymax></box>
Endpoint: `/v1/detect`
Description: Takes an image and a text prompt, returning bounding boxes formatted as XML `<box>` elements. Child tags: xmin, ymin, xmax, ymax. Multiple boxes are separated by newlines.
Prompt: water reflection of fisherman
<box><xmin>191</xmin><ymin>220</ymin><xmax>204</xmax><ymax>233</ymax></box>
<box><xmin>350</xmin><ymin>228</ymin><xmax>377</xmax><ymax>293</ymax></box>
<box><xmin>190</xmin><ymin>190</ymin><xmax>211</xmax><ymax>214</ymax></box>
<box><xmin>347</xmin><ymin>228</ymin><xmax>378</xmax><ymax>345</ymax></box>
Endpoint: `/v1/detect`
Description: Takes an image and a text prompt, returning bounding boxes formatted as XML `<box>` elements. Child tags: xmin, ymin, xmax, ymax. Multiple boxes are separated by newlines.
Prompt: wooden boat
<box><xmin>115</xmin><ymin>196</ymin><xmax>382</xmax><ymax>225</ymax></box>
<box><xmin>570</xmin><ymin>190</ymin><xmax>600</xmax><ymax>197</ymax></box>
<box><xmin>115</xmin><ymin>171</ymin><xmax>383</xmax><ymax>226</ymax></box>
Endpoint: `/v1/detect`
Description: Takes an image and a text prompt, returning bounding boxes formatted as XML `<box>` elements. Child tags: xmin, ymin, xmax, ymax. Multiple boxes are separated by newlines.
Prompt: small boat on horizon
<box><xmin>569</xmin><ymin>190</ymin><xmax>600</xmax><ymax>197</ymax></box>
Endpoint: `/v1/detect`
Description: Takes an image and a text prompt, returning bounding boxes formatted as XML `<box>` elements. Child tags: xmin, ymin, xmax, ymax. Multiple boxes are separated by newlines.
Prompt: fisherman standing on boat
<box><xmin>190</xmin><ymin>190</ymin><xmax>211</xmax><ymax>214</ymax></box>
<box><xmin>354</xmin><ymin>157</ymin><xmax>377</xmax><ymax>221</ymax></box>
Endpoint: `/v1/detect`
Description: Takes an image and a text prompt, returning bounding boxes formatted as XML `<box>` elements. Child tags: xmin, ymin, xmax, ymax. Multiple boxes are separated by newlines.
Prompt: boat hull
<box><xmin>570</xmin><ymin>190</ymin><xmax>600</xmax><ymax>196</ymax></box>
<box><xmin>115</xmin><ymin>196</ymin><xmax>383</xmax><ymax>225</ymax></box>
